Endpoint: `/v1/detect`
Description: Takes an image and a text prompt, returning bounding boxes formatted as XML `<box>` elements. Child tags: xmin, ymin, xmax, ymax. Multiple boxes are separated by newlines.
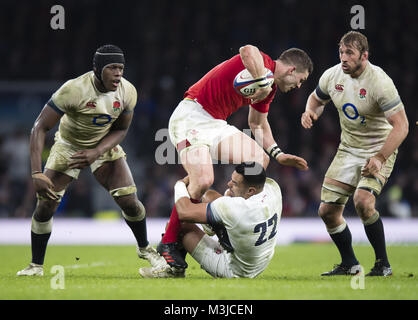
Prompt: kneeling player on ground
<box><xmin>140</xmin><ymin>162</ymin><xmax>282</xmax><ymax>278</ymax></box>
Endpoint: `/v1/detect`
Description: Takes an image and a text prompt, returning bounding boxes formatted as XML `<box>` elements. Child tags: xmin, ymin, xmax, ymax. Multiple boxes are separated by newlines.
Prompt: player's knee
<box><xmin>318</xmin><ymin>205</ymin><xmax>331</xmax><ymax>220</ymax></box>
<box><xmin>118</xmin><ymin>196</ymin><xmax>145</xmax><ymax>220</ymax></box>
<box><xmin>318</xmin><ymin>204</ymin><xmax>340</xmax><ymax>225</ymax></box>
<box><xmin>353</xmin><ymin>192</ymin><xmax>375</xmax><ymax>219</ymax></box>
<box><xmin>194</xmin><ymin>175</ymin><xmax>214</xmax><ymax>193</ymax></box>
<box><xmin>33</xmin><ymin>201</ymin><xmax>57</xmax><ymax>222</ymax></box>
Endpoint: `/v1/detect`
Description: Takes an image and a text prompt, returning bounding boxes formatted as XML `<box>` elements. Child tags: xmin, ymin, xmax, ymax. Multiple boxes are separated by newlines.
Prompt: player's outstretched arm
<box><xmin>201</xmin><ymin>190</ymin><xmax>223</xmax><ymax>203</ymax></box>
<box><xmin>301</xmin><ymin>92</ymin><xmax>325</xmax><ymax>129</ymax></box>
<box><xmin>248</xmin><ymin>107</ymin><xmax>308</xmax><ymax>171</ymax></box>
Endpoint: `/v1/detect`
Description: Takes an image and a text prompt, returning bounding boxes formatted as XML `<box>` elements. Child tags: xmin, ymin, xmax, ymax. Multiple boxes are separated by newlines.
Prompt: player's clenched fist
<box><xmin>301</xmin><ymin>110</ymin><xmax>318</xmax><ymax>129</ymax></box>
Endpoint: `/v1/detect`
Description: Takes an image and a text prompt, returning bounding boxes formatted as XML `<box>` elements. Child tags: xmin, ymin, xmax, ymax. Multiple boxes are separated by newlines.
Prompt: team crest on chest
<box><xmin>359</xmin><ymin>88</ymin><xmax>367</xmax><ymax>99</ymax></box>
<box><xmin>113</xmin><ymin>101</ymin><xmax>121</xmax><ymax>112</ymax></box>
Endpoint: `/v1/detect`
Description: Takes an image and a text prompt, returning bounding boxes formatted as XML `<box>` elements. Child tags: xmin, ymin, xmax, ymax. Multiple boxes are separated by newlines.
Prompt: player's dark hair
<box><xmin>339</xmin><ymin>31</ymin><xmax>369</xmax><ymax>56</ymax></box>
<box><xmin>235</xmin><ymin>162</ymin><xmax>266</xmax><ymax>190</ymax></box>
<box><xmin>279</xmin><ymin>48</ymin><xmax>313</xmax><ymax>74</ymax></box>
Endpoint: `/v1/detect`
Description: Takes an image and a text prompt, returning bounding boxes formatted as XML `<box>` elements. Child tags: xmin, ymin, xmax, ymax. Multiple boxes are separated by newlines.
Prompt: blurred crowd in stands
<box><xmin>0</xmin><ymin>0</ymin><xmax>417</xmax><ymax>219</ymax></box>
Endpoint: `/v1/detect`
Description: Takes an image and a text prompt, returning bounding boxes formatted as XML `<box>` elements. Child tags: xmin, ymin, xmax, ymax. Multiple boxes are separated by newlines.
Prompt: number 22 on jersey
<box><xmin>254</xmin><ymin>213</ymin><xmax>278</xmax><ymax>246</ymax></box>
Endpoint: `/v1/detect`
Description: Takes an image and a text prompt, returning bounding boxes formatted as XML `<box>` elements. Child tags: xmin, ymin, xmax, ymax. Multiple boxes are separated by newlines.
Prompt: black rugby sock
<box><xmin>364</xmin><ymin>217</ymin><xmax>390</xmax><ymax>266</ymax></box>
<box><xmin>125</xmin><ymin>218</ymin><xmax>149</xmax><ymax>248</ymax></box>
<box><xmin>329</xmin><ymin>225</ymin><xmax>359</xmax><ymax>267</ymax></box>
<box><xmin>31</xmin><ymin>231</ymin><xmax>51</xmax><ymax>265</ymax></box>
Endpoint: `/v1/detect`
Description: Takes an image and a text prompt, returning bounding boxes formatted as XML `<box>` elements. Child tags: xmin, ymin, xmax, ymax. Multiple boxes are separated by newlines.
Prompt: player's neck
<box><xmin>93</xmin><ymin>75</ymin><xmax>109</xmax><ymax>93</ymax></box>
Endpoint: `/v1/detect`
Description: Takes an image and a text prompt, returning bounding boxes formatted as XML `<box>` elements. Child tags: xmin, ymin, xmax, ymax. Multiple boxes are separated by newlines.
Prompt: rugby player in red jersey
<box><xmin>158</xmin><ymin>45</ymin><xmax>313</xmax><ymax>271</ymax></box>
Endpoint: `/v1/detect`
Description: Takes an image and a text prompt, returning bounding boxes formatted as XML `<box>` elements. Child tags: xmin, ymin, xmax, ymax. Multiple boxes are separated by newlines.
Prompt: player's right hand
<box><xmin>248</xmin><ymin>86</ymin><xmax>272</xmax><ymax>104</ymax></box>
<box><xmin>32</xmin><ymin>173</ymin><xmax>60</xmax><ymax>201</ymax></box>
<box><xmin>301</xmin><ymin>110</ymin><xmax>318</xmax><ymax>129</ymax></box>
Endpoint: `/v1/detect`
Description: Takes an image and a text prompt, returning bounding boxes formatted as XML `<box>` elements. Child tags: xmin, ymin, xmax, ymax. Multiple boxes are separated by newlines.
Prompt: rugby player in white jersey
<box><xmin>140</xmin><ymin>162</ymin><xmax>282</xmax><ymax>278</ymax></box>
<box><xmin>17</xmin><ymin>45</ymin><xmax>165</xmax><ymax>276</ymax></box>
<box><xmin>301</xmin><ymin>31</ymin><xmax>409</xmax><ymax>276</ymax></box>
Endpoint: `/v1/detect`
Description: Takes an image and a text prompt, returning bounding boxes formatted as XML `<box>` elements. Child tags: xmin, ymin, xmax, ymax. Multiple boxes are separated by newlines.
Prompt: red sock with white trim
<box><xmin>161</xmin><ymin>199</ymin><xmax>200</xmax><ymax>244</ymax></box>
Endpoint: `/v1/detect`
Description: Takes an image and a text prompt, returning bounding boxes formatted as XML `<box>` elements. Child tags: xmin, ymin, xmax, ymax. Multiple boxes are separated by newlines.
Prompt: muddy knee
<box><xmin>33</xmin><ymin>200</ymin><xmax>59</xmax><ymax>222</ymax></box>
<box><xmin>353</xmin><ymin>189</ymin><xmax>376</xmax><ymax>222</ymax></box>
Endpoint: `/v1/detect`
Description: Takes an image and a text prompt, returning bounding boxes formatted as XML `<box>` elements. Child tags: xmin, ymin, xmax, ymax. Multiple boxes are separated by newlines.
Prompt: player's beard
<box><xmin>343</xmin><ymin>58</ymin><xmax>362</xmax><ymax>75</ymax></box>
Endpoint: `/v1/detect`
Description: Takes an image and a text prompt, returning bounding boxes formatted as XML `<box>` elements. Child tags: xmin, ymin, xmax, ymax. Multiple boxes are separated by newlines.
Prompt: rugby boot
<box><xmin>321</xmin><ymin>263</ymin><xmax>362</xmax><ymax>276</ymax></box>
<box><xmin>16</xmin><ymin>263</ymin><xmax>44</xmax><ymax>276</ymax></box>
<box><xmin>157</xmin><ymin>241</ymin><xmax>188</xmax><ymax>269</ymax></box>
<box><xmin>136</xmin><ymin>244</ymin><xmax>167</xmax><ymax>268</ymax></box>
<box><xmin>139</xmin><ymin>265</ymin><xmax>185</xmax><ymax>278</ymax></box>
<box><xmin>366</xmin><ymin>260</ymin><xmax>392</xmax><ymax>277</ymax></box>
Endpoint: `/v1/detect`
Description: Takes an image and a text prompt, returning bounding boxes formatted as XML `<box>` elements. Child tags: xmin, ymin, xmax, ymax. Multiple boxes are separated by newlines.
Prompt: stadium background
<box><xmin>0</xmin><ymin>0</ymin><xmax>416</xmax><ymax>228</ymax></box>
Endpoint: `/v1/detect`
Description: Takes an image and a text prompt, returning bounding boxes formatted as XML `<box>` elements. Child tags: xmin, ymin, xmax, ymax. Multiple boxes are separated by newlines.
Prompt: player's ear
<box><xmin>362</xmin><ymin>51</ymin><xmax>369</xmax><ymax>61</ymax></box>
<box><xmin>246</xmin><ymin>186</ymin><xmax>257</xmax><ymax>198</ymax></box>
<box><xmin>287</xmin><ymin>66</ymin><xmax>296</xmax><ymax>75</ymax></box>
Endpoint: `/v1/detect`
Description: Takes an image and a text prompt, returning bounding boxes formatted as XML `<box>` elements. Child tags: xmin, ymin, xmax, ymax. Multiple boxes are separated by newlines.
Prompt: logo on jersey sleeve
<box><xmin>359</xmin><ymin>88</ymin><xmax>367</xmax><ymax>99</ymax></box>
<box><xmin>113</xmin><ymin>101</ymin><xmax>121</xmax><ymax>112</ymax></box>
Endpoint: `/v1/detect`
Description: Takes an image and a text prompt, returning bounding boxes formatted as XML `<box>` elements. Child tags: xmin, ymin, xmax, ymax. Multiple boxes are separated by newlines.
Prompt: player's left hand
<box><xmin>69</xmin><ymin>149</ymin><xmax>101</xmax><ymax>169</ymax></box>
<box><xmin>361</xmin><ymin>156</ymin><xmax>383</xmax><ymax>177</ymax></box>
<box><xmin>276</xmin><ymin>153</ymin><xmax>309</xmax><ymax>171</ymax></box>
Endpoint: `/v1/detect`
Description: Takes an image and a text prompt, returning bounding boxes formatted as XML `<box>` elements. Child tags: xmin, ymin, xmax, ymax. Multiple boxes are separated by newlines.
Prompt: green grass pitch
<box><xmin>1</xmin><ymin>244</ymin><xmax>417</xmax><ymax>300</ymax></box>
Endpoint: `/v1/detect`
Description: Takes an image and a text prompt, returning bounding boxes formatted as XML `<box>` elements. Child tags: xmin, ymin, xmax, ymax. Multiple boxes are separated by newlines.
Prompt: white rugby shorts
<box><xmin>325</xmin><ymin>145</ymin><xmax>397</xmax><ymax>194</ymax></box>
<box><xmin>191</xmin><ymin>234</ymin><xmax>237</xmax><ymax>278</ymax></box>
<box><xmin>45</xmin><ymin>138</ymin><xmax>126</xmax><ymax>179</ymax></box>
<box><xmin>168</xmin><ymin>99</ymin><xmax>240</xmax><ymax>157</ymax></box>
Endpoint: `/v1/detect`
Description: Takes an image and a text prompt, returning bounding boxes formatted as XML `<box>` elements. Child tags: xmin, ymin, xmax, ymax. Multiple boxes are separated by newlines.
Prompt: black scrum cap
<box><xmin>93</xmin><ymin>45</ymin><xmax>125</xmax><ymax>82</ymax></box>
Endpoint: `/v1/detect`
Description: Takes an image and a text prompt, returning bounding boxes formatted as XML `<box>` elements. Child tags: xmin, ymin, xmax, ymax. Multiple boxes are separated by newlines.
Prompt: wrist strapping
<box><xmin>266</xmin><ymin>143</ymin><xmax>283</xmax><ymax>159</ymax></box>
<box><xmin>174</xmin><ymin>181</ymin><xmax>190</xmax><ymax>203</ymax></box>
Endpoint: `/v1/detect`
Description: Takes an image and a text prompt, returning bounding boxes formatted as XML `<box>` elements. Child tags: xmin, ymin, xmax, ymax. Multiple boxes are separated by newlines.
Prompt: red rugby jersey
<box><xmin>184</xmin><ymin>52</ymin><xmax>277</xmax><ymax>120</ymax></box>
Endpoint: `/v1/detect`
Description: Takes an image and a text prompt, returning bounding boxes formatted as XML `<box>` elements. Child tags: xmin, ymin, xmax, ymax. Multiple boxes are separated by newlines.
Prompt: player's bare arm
<box><xmin>249</xmin><ymin>107</ymin><xmax>308</xmax><ymax>171</ymax></box>
<box><xmin>175</xmin><ymin>200</ymin><xmax>208</xmax><ymax>224</ymax></box>
<box><xmin>362</xmin><ymin>108</ymin><xmax>409</xmax><ymax>177</ymax></box>
<box><xmin>239</xmin><ymin>45</ymin><xmax>266</xmax><ymax>79</ymax></box>
<box><xmin>30</xmin><ymin>105</ymin><xmax>63</xmax><ymax>201</ymax></box>
<box><xmin>201</xmin><ymin>190</ymin><xmax>223</xmax><ymax>203</ymax></box>
<box><xmin>69</xmin><ymin>111</ymin><xmax>133</xmax><ymax>169</ymax></box>
<box><xmin>240</xmin><ymin>45</ymin><xmax>272</xmax><ymax>103</ymax></box>
<box><xmin>301</xmin><ymin>92</ymin><xmax>326</xmax><ymax>129</ymax></box>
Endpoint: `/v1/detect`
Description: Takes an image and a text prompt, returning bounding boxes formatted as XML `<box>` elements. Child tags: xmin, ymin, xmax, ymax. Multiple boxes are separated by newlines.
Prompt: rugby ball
<box><xmin>233</xmin><ymin>67</ymin><xmax>274</xmax><ymax>96</ymax></box>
